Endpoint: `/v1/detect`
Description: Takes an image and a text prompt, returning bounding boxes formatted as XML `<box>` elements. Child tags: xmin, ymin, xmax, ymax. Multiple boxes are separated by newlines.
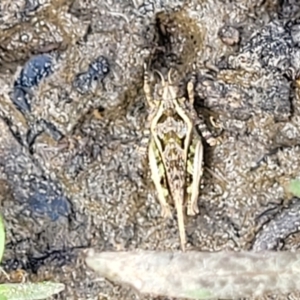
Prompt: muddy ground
<box><xmin>1</xmin><ymin>0</ymin><xmax>300</xmax><ymax>299</ymax></box>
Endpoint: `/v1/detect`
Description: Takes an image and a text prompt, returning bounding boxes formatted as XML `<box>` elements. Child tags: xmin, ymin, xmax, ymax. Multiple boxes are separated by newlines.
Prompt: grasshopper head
<box><xmin>155</xmin><ymin>69</ymin><xmax>179</xmax><ymax>113</ymax></box>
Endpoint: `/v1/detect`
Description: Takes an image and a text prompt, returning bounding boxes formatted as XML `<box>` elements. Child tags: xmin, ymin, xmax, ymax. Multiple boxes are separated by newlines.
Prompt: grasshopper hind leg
<box><xmin>187</xmin><ymin>75</ymin><xmax>219</xmax><ymax>147</ymax></box>
<box><xmin>148</xmin><ymin>140</ymin><xmax>172</xmax><ymax>219</ymax></box>
<box><xmin>186</xmin><ymin>138</ymin><xmax>203</xmax><ymax>216</ymax></box>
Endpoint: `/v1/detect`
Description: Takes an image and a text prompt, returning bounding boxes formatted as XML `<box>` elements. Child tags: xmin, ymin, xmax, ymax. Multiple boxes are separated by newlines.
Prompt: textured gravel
<box><xmin>1</xmin><ymin>0</ymin><xmax>300</xmax><ymax>299</ymax></box>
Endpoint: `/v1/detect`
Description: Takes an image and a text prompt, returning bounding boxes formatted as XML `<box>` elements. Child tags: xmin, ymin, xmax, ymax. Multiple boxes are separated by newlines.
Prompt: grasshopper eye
<box><xmin>154</xmin><ymin>84</ymin><xmax>163</xmax><ymax>97</ymax></box>
<box><xmin>157</xmin><ymin>88</ymin><xmax>163</xmax><ymax>96</ymax></box>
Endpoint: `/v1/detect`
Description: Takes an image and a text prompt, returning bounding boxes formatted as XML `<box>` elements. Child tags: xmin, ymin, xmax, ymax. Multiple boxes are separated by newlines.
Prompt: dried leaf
<box><xmin>86</xmin><ymin>249</ymin><xmax>300</xmax><ymax>299</ymax></box>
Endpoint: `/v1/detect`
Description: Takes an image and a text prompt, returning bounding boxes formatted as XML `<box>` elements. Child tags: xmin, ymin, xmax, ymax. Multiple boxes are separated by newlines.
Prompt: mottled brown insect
<box><xmin>144</xmin><ymin>64</ymin><xmax>217</xmax><ymax>250</ymax></box>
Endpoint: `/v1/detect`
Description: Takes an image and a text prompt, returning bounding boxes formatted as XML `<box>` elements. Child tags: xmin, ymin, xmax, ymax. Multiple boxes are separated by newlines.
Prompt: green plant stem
<box><xmin>0</xmin><ymin>282</ymin><xmax>65</xmax><ymax>300</ymax></box>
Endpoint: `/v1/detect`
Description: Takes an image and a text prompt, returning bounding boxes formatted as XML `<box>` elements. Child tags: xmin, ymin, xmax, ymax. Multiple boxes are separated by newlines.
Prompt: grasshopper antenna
<box><xmin>153</xmin><ymin>69</ymin><xmax>165</xmax><ymax>86</ymax></box>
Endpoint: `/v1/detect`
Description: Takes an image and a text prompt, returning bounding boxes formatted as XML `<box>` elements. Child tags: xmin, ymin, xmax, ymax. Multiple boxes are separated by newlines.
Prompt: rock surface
<box><xmin>1</xmin><ymin>0</ymin><xmax>300</xmax><ymax>299</ymax></box>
